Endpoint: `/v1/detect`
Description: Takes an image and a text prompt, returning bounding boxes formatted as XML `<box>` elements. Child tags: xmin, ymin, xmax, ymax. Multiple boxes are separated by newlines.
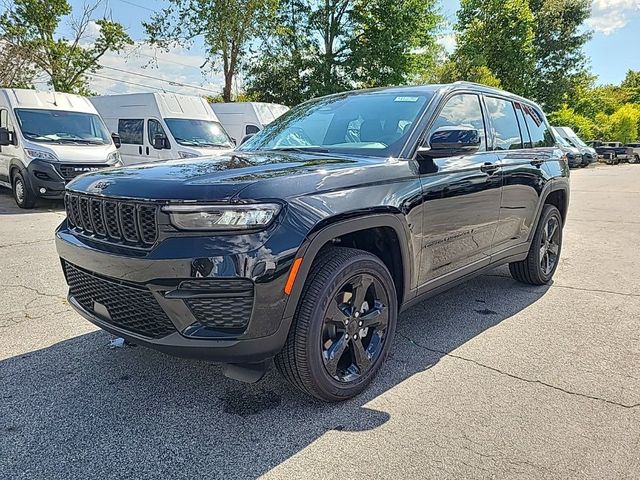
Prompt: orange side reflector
<box><xmin>284</xmin><ymin>257</ymin><xmax>303</xmax><ymax>295</ymax></box>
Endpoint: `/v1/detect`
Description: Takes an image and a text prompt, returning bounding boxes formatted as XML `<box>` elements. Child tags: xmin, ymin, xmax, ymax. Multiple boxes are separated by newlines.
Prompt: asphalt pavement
<box><xmin>0</xmin><ymin>164</ymin><xmax>639</xmax><ymax>479</ymax></box>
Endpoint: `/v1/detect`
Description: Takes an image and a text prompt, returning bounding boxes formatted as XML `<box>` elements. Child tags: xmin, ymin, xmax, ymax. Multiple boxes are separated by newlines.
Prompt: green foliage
<box><xmin>0</xmin><ymin>0</ymin><xmax>132</xmax><ymax>94</ymax></box>
<box><xmin>245</xmin><ymin>0</ymin><xmax>443</xmax><ymax>104</ymax></box>
<box><xmin>547</xmin><ymin>104</ymin><xmax>594</xmax><ymax>139</ymax></box>
<box><xmin>145</xmin><ymin>0</ymin><xmax>278</xmax><ymax>102</ymax></box>
<box><xmin>607</xmin><ymin>104</ymin><xmax>640</xmax><ymax>144</ymax></box>
<box><xmin>452</xmin><ymin>0</ymin><xmax>535</xmax><ymax>95</ymax></box>
<box><xmin>528</xmin><ymin>0</ymin><xmax>592</xmax><ymax>110</ymax></box>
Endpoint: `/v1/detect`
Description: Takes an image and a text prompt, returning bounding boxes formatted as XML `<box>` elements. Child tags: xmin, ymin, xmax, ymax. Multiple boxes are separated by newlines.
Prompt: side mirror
<box><xmin>0</xmin><ymin>127</ymin><xmax>13</xmax><ymax>146</ymax></box>
<box><xmin>418</xmin><ymin>126</ymin><xmax>481</xmax><ymax>159</ymax></box>
<box><xmin>111</xmin><ymin>133</ymin><xmax>121</xmax><ymax>149</ymax></box>
<box><xmin>239</xmin><ymin>134</ymin><xmax>255</xmax><ymax>146</ymax></box>
<box><xmin>153</xmin><ymin>134</ymin><xmax>169</xmax><ymax>150</ymax></box>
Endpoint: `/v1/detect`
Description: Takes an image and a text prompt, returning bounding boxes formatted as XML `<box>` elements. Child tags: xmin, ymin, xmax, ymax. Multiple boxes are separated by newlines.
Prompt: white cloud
<box><xmin>588</xmin><ymin>0</ymin><xmax>640</xmax><ymax>35</ymax></box>
<box><xmin>437</xmin><ymin>33</ymin><xmax>457</xmax><ymax>54</ymax></box>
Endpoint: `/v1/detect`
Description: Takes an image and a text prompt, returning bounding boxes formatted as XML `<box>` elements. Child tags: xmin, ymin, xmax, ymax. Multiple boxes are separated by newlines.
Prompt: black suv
<box><xmin>56</xmin><ymin>82</ymin><xmax>569</xmax><ymax>401</ymax></box>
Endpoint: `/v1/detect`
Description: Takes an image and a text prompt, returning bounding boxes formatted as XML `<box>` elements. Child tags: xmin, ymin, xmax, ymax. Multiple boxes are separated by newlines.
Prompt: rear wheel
<box><xmin>275</xmin><ymin>246</ymin><xmax>397</xmax><ymax>401</ymax></box>
<box><xmin>12</xmin><ymin>170</ymin><xmax>36</xmax><ymax>209</ymax></box>
<box><xmin>509</xmin><ymin>205</ymin><xmax>563</xmax><ymax>285</ymax></box>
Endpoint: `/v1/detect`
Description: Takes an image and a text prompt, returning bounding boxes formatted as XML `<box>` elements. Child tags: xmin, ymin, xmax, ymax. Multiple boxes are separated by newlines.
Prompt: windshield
<box><xmin>238</xmin><ymin>91</ymin><xmax>432</xmax><ymax>157</ymax></box>
<box><xmin>570</xmin><ymin>136</ymin><xmax>588</xmax><ymax>147</ymax></box>
<box><xmin>164</xmin><ymin>118</ymin><xmax>233</xmax><ymax>148</ymax></box>
<box><xmin>552</xmin><ymin>129</ymin><xmax>571</xmax><ymax>147</ymax></box>
<box><xmin>15</xmin><ymin>108</ymin><xmax>111</xmax><ymax>145</ymax></box>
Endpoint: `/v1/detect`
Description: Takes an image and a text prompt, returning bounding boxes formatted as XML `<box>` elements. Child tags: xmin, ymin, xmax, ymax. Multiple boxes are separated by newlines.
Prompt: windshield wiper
<box><xmin>270</xmin><ymin>147</ymin><xmax>330</xmax><ymax>154</ymax></box>
<box><xmin>198</xmin><ymin>142</ymin><xmax>232</xmax><ymax>148</ymax></box>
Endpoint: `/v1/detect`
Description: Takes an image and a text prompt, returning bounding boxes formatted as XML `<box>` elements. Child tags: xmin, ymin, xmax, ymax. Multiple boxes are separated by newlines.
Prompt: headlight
<box><xmin>178</xmin><ymin>151</ymin><xmax>200</xmax><ymax>159</ymax></box>
<box><xmin>24</xmin><ymin>148</ymin><xmax>58</xmax><ymax>162</ymax></box>
<box><xmin>107</xmin><ymin>151</ymin><xmax>123</xmax><ymax>166</ymax></box>
<box><xmin>162</xmin><ymin>203</ymin><xmax>281</xmax><ymax>231</ymax></box>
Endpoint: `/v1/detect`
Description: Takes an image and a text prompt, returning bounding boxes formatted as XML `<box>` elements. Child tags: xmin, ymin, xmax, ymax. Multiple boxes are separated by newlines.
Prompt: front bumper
<box><xmin>56</xmin><ymin>218</ymin><xmax>304</xmax><ymax>363</ymax></box>
<box><xmin>27</xmin><ymin>160</ymin><xmax>66</xmax><ymax>199</ymax></box>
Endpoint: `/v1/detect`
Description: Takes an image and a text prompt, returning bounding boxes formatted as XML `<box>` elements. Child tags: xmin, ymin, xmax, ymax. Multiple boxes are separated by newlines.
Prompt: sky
<box><xmin>61</xmin><ymin>0</ymin><xmax>640</xmax><ymax>96</ymax></box>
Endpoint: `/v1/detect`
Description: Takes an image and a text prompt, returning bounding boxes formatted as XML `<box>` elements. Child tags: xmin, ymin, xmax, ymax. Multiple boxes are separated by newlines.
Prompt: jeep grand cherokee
<box><xmin>56</xmin><ymin>82</ymin><xmax>569</xmax><ymax>401</ymax></box>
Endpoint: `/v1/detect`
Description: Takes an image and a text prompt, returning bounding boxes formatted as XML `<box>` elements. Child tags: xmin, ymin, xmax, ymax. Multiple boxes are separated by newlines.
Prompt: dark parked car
<box><xmin>56</xmin><ymin>82</ymin><xmax>569</xmax><ymax>401</ymax></box>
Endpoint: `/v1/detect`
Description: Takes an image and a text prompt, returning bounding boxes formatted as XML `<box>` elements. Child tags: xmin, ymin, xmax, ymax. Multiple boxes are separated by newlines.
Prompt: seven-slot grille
<box><xmin>65</xmin><ymin>192</ymin><xmax>158</xmax><ymax>248</ymax></box>
<box><xmin>64</xmin><ymin>262</ymin><xmax>175</xmax><ymax>338</ymax></box>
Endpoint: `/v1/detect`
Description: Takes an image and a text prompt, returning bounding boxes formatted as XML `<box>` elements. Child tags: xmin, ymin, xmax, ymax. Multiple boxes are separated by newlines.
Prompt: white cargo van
<box><xmin>0</xmin><ymin>89</ymin><xmax>122</xmax><ymax>208</ymax></box>
<box><xmin>91</xmin><ymin>93</ymin><xmax>234</xmax><ymax>165</ymax></box>
<box><xmin>210</xmin><ymin>102</ymin><xmax>289</xmax><ymax>144</ymax></box>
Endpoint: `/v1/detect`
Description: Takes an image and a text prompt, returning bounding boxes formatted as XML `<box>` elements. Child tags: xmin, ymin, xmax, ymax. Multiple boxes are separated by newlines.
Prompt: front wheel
<box><xmin>275</xmin><ymin>247</ymin><xmax>398</xmax><ymax>402</ymax></box>
<box><xmin>12</xmin><ymin>170</ymin><xmax>36</xmax><ymax>209</ymax></box>
<box><xmin>509</xmin><ymin>205</ymin><xmax>563</xmax><ymax>285</ymax></box>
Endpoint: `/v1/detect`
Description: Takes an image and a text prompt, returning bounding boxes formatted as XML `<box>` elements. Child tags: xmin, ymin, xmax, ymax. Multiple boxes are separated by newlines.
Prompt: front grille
<box><xmin>181</xmin><ymin>279</ymin><xmax>254</xmax><ymax>330</ymax></box>
<box><xmin>58</xmin><ymin>164</ymin><xmax>109</xmax><ymax>181</ymax></box>
<box><xmin>64</xmin><ymin>262</ymin><xmax>175</xmax><ymax>338</ymax></box>
<box><xmin>65</xmin><ymin>192</ymin><xmax>158</xmax><ymax>248</ymax></box>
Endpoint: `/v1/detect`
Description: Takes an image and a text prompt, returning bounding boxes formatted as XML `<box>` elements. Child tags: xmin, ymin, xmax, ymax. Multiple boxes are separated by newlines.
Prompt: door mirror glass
<box><xmin>419</xmin><ymin>126</ymin><xmax>481</xmax><ymax>159</ymax></box>
<box><xmin>153</xmin><ymin>133</ymin><xmax>168</xmax><ymax>150</ymax></box>
<box><xmin>0</xmin><ymin>127</ymin><xmax>13</xmax><ymax>146</ymax></box>
<box><xmin>111</xmin><ymin>132</ymin><xmax>121</xmax><ymax>148</ymax></box>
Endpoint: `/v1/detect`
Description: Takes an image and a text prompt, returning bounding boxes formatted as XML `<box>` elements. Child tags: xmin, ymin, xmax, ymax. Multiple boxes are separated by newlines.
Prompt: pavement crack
<box><xmin>0</xmin><ymin>238</ymin><xmax>54</xmax><ymax>250</ymax></box>
<box><xmin>4</xmin><ymin>284</ymin><xmax>66</xmax><ymax>302</ymax></box>
<box><xmin>398</xmin><ymin>332</ymin><xmax>640</xmax><ymax>409</ymax></box>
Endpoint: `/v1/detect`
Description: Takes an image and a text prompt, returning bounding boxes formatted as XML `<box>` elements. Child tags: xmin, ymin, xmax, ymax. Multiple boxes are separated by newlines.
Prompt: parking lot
<box><xmin>1</xmin><ymin>164</ymin><xmax>639</xmax><ymax>479</ymax></box>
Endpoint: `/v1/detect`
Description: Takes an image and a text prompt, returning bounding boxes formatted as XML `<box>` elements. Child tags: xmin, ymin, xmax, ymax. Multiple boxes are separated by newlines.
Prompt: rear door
<box><xmin>417</xmin><ymin>92</ymin><xmax>502</xmax><ymax>287</ymax></box>
<box><xmin>487</xmin><ymin>97</ymin><xmax>555</xmax><ymax>255</ymax></box>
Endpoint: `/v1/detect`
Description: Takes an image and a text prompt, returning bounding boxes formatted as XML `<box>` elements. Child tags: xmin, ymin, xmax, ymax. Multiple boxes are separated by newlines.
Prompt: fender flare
<box><xmin>528</xmin><ymin>179</ymin><xmax>570</xmax><ymax>244</ymax></box>
<box><xmin>281</xmin><ymin>213</ymin><xmax>415</xmax><ymax>319</ymax></box>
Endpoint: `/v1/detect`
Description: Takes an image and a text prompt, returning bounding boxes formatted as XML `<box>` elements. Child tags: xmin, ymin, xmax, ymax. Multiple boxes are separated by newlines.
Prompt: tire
<box><xmin>12</xmin><ymin>170</ymin><xmax>36</xmax><ymax>209</ymax></box>
<box><xmin>275</xmin><ymin>246</ymin><xmax>398</xmax><ymax>402</ymax></box>
<box><xmin>634</xmin><ymin>154</ymin><xmax>640</xmax><ymax>164</ymax></box>
<box><xmin>509</xmin><ymin>204</ymin><xmax>563</xmax><ymax>285</ymax></box>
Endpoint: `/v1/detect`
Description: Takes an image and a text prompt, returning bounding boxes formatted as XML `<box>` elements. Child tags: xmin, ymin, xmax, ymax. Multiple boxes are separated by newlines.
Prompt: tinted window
<box><xmin>118</xmin><ymin>119</ymin><xmax>143</xmax><ymax>145</ymax></box>
<box><xmin>246</xmin><ymin>124</ymin><xmax>260</xmax><ymax>135</ymax></box>
<box><xmin>147</xmin><ymin>119</ymin><xmax>167</xmax><ymax>144</ymax></box>
<box><xmin>238</xmin><ymin>92</ymin><xmax>432</xmax><ymax>157</ymax></box>
<box><xmin>485</xmin><ymin>97</ymin><xmax>522</xmax><ymax>150</ymax></box>
<box><xmin>522</xmin><ymin>105</ymin><xmax>554</xmax><ymax>147</ymax></box>
<box><xmin>514</xmin><ymin>103</ymin><xmax>531</xmax><ymax>148</ymax></box>
<box><xmin>430</xmin><ymin>94</ymin><xmax>486</xmax><ymax>150</ymax></box>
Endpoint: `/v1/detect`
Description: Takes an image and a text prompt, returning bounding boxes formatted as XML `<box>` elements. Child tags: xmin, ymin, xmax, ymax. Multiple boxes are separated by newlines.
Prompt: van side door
<box><xmin>417</xmin><ymin>92</ymin><xmax>502</xmax><ymax>288</ymax></box>
<box><xmin>117</xmin><ymin>118</ymin><xmax>145</xmax><ymax>165</ymax></box>
<box><xmin>0</xmin><ymin>108</ymin><xmax>19</xmax><ymax>185</ymax></box>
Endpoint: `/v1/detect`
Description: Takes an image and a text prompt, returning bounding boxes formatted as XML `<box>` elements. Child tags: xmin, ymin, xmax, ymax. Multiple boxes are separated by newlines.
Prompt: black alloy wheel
<box><xmin>539</xmin><ymin>215</ymin><xmax>560</xmax><ymax>277</ymax></box>
<box><xmin>321</xmin><ymin>273</ymin><xmax>390</xmax><ymax>383</ymax></box>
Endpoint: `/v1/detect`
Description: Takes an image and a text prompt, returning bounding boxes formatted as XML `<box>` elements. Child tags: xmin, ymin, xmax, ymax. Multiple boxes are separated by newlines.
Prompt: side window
<box><xmin>118</xmin><ymin>119</ymin><xmax>143</xmax><ymax>145</ymax></box>
<box><xmin>522</xmin><ymin>105</ymin><xmax>555</xmax><ymax>147</ymax></box>
<box><xmin>513</xmin><ymin>103</ymin><xmax>531</xmax><ymax>148</ymax></box>
<box><xmin>147</xmin><ymin>119</ymin><xmax>167</xmax><ymax>144</ymax></box>
<box><xmin>245</xmin><ymin>124</ymin><xmax>260</xmax><ymax>135</ymax></box>
<box><xmin>485</xmin><ymin>97</ymin><xmax>522</xmax><ymax>150</ymax></box>
<box><xmin>430</xmin><ymin>94</ymin><xmax>486</xmax><ymax>150</ymax></box>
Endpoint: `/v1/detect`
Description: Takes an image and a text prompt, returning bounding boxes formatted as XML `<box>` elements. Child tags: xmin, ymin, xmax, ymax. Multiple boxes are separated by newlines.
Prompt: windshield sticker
<box><xmin>394</xmin><ymin>96</ymin><xmax>419</xmax><ymax>102</ymax></box>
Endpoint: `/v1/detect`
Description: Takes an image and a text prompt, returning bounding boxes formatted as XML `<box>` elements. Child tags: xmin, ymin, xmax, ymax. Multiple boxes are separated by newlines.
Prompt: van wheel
<box><xmin>12</xmin><ymin>170</ymin><xmax>36</xmax><ymax>209</ymax></box>
<box><xmin>509</xmin><ymin>205</ymin><xmax>562</xmax><ymax>285</ymax></box>
<box><xmin>275</xmin><ymin>247</ymin><xmax>397</xmax><ymax>402</ymax></box>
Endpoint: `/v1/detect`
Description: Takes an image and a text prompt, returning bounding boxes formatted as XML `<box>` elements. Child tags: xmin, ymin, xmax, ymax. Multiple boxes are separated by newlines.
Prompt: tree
<box><xmin>547</xmin><ymin>104</ymin><xmax>595</xmax><ymax>139</ymax></box>
<box><xmin>528</xmin><ymin>0</ymin><xmax>592</xmax><ymax>110</ymax></box>
<box><xmin>0</xmin><ymin>41</ymin><xmax>37</xmax><ymax>89</ymax></box>
<box><xmin>0</xmin><ymin>0</ymin><xmax>132</xmax><ymax>94</ymax></box>
<box><xmin>452</xmin><ymin>0</ymin><xmax>535</xmax><ymax>95</ymax></box>
<box><xmin>347</xmin><ymin>0</ymin><xmax>441</xmax><ymax>87</ymax></box>
<box><xmin>144</xmin><ymin>0</ymin><xmax>277</xmax><ymax>102</ymax></box>
<box><xmin>245</xmin><ymin>0</ymin><xmax>443</xmax><ymax>105</ymax></box>
<box><xmin>607</xmin><ymin>104</ymin><xmax>640</xmax><ymax>143</ymax></box>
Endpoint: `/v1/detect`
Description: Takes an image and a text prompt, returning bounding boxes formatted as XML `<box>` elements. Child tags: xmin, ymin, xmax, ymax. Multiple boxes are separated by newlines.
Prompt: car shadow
<box><xmin>0</xmin><ymin>268</ymin><xmax>550</xmax><ymax>479</ymax></box>
<box><xmin>0</xmin><ymin>189</ymin><xmax>63</xmax><ymax>214</ymax></box>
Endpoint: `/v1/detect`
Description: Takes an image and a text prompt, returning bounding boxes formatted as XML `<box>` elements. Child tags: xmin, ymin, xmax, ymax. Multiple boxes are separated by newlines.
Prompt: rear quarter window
<box><xmin>522</xmin><ymin>105</ymin><xmax>555</xmax><ymax>147</ymax></box>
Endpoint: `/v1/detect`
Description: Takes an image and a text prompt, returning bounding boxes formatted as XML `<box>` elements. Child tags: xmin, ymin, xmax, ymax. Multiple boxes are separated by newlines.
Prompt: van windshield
<box><xmin>569</xmin><ymin>136</ymin><xmax>588</xmax><ymax>147</ymax></box>
<box><xmin>15</xmin><ymin>109</ymin><xmax>111</xmax><ymax>145</ymax></box>
<box><xmin>164</xmin><ymin>118</ymin><xmax>233</xmax><ymax>148</ymax></box>
<box><xmin>237</xmin><ymin>91</ymin><xmax>432</xmax><ymax>157</ymax></box>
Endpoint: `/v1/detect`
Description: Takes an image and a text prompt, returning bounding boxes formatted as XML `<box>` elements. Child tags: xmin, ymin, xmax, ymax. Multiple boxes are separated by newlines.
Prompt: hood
<box><xmin>66</xmin><ymin>150</ymin><xmax>369</xmax><ymax>201</ymax></box>
<box><xmin>24</xmin><ymin>141</ymin><xmax>116</xmax><ymax>164</ymax></box>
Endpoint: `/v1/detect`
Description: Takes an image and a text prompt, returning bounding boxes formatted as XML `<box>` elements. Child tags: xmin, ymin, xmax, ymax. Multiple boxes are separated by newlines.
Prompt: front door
<box><xmin>146</xmin><ymin>118</ymin><xmax>173</xmax><ymax>162</ymax></box>
<box><xmin>417</xmin><ymin>93</ymin><xmax>503</xmax><ymax>288</ymax></box>
<box><xmin>117</xmin><ymin>118</ymin><xmax>145</xmax><ymax>165</ymax></box>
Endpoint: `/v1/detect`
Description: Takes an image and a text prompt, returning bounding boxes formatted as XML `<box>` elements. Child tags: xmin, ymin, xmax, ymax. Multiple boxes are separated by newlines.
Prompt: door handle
<box><xmin>530</xmin><ymin>158</ymin><xmax>544</xmax><ymax>167</ymax></box>
<box><xmin>146</xmin><ymin>146</ymin><xmax>149</xmax><ymax>155</ymax></box>
<box><xmin>138</xmin><ymin>146</ymin><xmax>142</xmax><ymax>155</ymax></box>
<box><xmin>480</xmin><ymin>162</ymin><xmax>500</xmax><ymax>174</ymax></box>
